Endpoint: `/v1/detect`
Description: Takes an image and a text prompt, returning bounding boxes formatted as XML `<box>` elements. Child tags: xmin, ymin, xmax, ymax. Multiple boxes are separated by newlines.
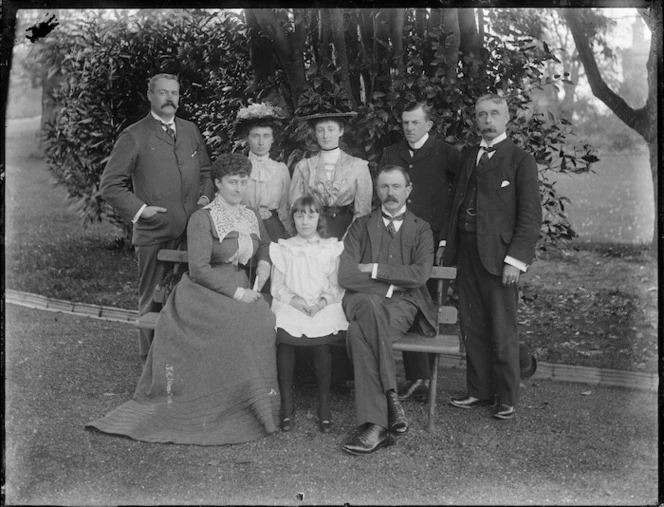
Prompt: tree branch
<box><xmin>562</xmin><ymin>8</ymin><xmax>652</xmax><ymax>141</ymax></box>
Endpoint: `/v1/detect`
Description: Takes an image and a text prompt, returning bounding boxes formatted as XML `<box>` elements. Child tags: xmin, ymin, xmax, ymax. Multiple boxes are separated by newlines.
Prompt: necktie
<box><xmin>382</xmin><ymin>211</ymin><xmax>406</xmax><ymax>236</ymax></box>
<box><xmin>161</xmin><ymin>122</ymin><xmax>176</xmax><ymax>141</ymax></box>
<box><xmin>409</xmin><ymin>147</ymin><xmax>418</xmax><ymax>159</ymax></box>
<box><xmin>478</xmin><ymin>145</ymin><xmax>496</xmax><ymax>166</ymax></box>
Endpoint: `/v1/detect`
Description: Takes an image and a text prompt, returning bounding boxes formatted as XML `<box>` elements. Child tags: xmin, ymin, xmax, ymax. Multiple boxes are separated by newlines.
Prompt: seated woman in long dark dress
<box><xmin>86</xmin><ymin>154</ymin><xmax>280</xmax><ymax>445</ymax></box>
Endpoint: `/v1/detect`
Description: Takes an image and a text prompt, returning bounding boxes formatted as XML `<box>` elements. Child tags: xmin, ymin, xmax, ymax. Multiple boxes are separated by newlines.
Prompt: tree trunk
<box><xmin>390</xmin><ymin>9</ymin><xmax>406</xmax><ymax>78</ymax></box>
<box><xmin>330</xmin><ymin>9</ymin><xmax>357</xmax><ymax>108</ymax></box>
<box><xmin>440</xmin><ymin>9</ymin><xmax>461</xmax><ymax>83</ymax></box>
<box><xmin>458</xmin><ymin>8</ymin><xmax>480</xmax><ymax>56</ymax></box>
<box><xmin>251</xmin><ymin>8</ymin><xmax>308</xmax><ymax>107</ymax></box>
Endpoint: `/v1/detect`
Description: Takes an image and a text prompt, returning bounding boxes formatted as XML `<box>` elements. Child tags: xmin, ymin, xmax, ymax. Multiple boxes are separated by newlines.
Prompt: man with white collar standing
<box><xmin>444</xmin><ymin>93</ymin><xmax>542</xmax><ymax>420</ymax></box>
<box><xmin>380</xmin><ymin>101</ymin><xmax>463</xmax><ymax>403</ymax></box>
<box><xmin>101</xmin><ymin>73</ymin><xmax>214</xmax><ymax>363</ymax></box>
<box><xmin>338</xmin><ymin>165</ymin><xmax>437</xmax><ymax>455</ymax></box>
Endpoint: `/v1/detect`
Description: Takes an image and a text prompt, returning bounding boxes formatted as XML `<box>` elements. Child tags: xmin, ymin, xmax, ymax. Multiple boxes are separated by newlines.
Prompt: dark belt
<box><xmin>322</xmin><ymin>205</ymin><xmax>352</xmax><ymax>218</ymax></box>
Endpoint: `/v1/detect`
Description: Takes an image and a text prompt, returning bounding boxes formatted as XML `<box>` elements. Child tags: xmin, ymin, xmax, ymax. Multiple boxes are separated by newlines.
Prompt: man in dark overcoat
<box><xmin>380</xmin><ymin>101</ymin><xmax>463</xmax><ymax>402</ymax></box>
<box><xmin>444</xmin><ymin>93</ymin><xmax>542</xmax><ymax>420</ymax></box>
<box><xmin>338</xmin><ymin>165</ymin><xmax>437</xmax><ymax>455</ymax></box>
<box><xmin>101</xmin><ymin>73</ymin><xmax>215</xmax><ymax>363</ymax></box>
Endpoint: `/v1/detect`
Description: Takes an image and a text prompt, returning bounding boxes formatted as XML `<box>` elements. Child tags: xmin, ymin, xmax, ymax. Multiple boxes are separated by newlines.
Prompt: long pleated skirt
<box><xmin>86</xmin><ymin>272</ymin><xmax>280</xmax><ymax>445</ymax></box>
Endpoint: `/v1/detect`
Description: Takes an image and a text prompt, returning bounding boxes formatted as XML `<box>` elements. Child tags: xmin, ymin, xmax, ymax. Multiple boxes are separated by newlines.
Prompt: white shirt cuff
<box><xmin>438</xmin><ymin>240</ymin><xmax>446</xmax><ymax>247</ymax></box>
<box><xmin>386</xmin><ymin>285</ymin><xmax>395</xmax><ymax>298</ymax></box>
<box><xmin>505</xmin><ymin>256</ymin><xmax>528</xmax><ymax>272</ymax></box>
<box><xmin>233</xmin><ymin>287</ymin><xmax>246</xmax><ymax>300</ymax></box>
<box><xmin>371</xmin><ymin>263</ymin><xmax>378</xmax><ymax>279</ymax></box>
<box><xmin>132</xmin><ymin>204</ymin><xmax>147</xmax><ymax>224</ymax></box>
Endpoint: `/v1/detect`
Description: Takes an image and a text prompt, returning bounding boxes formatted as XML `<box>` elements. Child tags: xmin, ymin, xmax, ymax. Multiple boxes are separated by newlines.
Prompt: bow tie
<box><xmin>480</xmin><ymin>145</ymin><xmax>497</xmax><ymax>154</ymax></box>
<box><xmin>382</xmin><ymin>211</ymin><xmax>406</xmax><ymax>222</ymax></box>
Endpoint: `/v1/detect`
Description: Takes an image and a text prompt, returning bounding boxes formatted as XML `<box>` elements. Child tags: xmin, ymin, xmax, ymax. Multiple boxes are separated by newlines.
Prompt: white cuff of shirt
<box><xmin>505</xmin><ymin>256</ymin><xmax>528</xmax><ymax>272</ymax></box>
<box><xmin>438</xmin><ymin>240</ymin><xmax>446</xmax><ymax>247</ymax></box>
<box><xmin>386</xmin><ymin>285</ymin><xmax>395</xmax><ymax>298</ymax></box>
<box><xmin>132</xmin><ymin>204</ymin><xmax>147</xmax><ymax>224</ymax></box>
<box><xmin>233</xmin><ymin>287</ymin><xmax>246</xmax><ymax>300</ymax></box>
<box><xmin>371</xmin><ymin>263</ymin><xmax>378</xmax><ymax>279</ymax></box>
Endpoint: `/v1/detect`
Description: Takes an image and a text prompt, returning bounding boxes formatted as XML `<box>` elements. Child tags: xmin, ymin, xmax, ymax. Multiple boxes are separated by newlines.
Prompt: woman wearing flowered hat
<box><xmin>236</xmin><ymin>102</ymin><xmax>294</xmax><ymax>241</ymax></box>
<box><xmin>289</xmin><ymin>109</ymin><xmax>372</xmax><ymax>239</ymax></box>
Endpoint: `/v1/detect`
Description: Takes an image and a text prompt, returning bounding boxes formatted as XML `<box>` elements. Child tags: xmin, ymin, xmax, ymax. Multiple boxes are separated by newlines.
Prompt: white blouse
<box><xmin>269</xmin><ymin>236</ymin><xmax>348</xmax><ymax>338</ymax></box>
<box><xmin>242</xmin><ymin>152</ymin><xmax>294</xmax><ymax>235</ymax></box>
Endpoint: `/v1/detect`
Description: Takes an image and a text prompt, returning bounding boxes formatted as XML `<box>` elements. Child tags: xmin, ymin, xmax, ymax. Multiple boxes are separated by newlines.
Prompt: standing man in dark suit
<box><xmin>101</xmin><ymin>73</ymin><xmax>215</xmax><ymax>363</ymax></box>
<box><xmin>338</xmin><ymin>165</ymin><xmax>437</xmax><ymax>455</ymax></box>
<box><xmin>444</xmin><ymin>93</ymin><xmax>542</xmax><ymax>420</ymax></box>
<box><xmin>380</xmin><ymin>102</ymin><xmax>463</xmax><ymax>402</ymax></box>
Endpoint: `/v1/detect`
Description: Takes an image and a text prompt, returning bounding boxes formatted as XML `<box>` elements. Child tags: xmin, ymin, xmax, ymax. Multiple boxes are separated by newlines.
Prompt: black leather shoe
<box><xmin>342</xmin><ymin>424</ymin><xmax>395</xmax><ymax>455</ymax></box>
<box><xmin>449</xmin><ymin>395</ymin><xmax>493</xmax><ymax>409</ymax></box>
<box><xmin>280</xmin><ymin>417</ymin><xmax>293</xmax><ymax>432</ymax></box>
<box><xmin>319</xmin><ymin>420</ymin><xmax>333</xmax><ymax>434</ymax></box>
<box><xmin>386</xmin><ymin>391</ymin><xmax>409</xmax><ymax>434</ymax></box>
<box><xmin>398</xmin><ymin>379</ymin><xmax>429</xmax><ymax>402</ymax></box>
<box><xmin>493</xmin><ymin>404</ymin><xmax>515</xmax><ymax>420</ymax></box>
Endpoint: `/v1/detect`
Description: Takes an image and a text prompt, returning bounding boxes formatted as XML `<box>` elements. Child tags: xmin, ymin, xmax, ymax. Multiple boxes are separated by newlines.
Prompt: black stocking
<box><xmin>313</xmin><ymin>344</ymin><xmax>332</xmax><ymax>421</ymax></box>
<box><xmin>277</xmin><ymin>343</ymin><xmax>295</xmax><ymax>419</ymax></box>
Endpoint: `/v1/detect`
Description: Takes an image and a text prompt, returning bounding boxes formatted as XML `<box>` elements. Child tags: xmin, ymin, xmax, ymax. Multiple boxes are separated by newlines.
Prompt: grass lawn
<box><xmin>4</xmin><ymin>116</ymin><xmax>658</xmax><ymax>373</ymax></box>
<box><xmin>5</xmin><ymin>304</ymin><xmax>658</xmax><ymax>505</ymax></box>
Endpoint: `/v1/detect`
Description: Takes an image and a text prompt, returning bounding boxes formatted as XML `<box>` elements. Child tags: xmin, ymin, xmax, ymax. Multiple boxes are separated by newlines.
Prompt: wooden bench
<box><xmin>136</xmin><ymin>250</ymin><xmax>461</xmax><ymax>431</ymax></box>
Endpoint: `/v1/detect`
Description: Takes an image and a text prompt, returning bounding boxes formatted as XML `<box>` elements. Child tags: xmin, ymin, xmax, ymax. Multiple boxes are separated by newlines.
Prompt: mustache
<box><xmin>162</xmin><ymin>102</ymin><xmax>177</xmax><ymax>108</ymax></box>
<box><xmin>384</xmin><ymin>196</ymin><xmax>399</xmax><ymax>203</ymax></box>
<box><xmin>481</xmin><ymin>127</ymin><xmax>496</xmax><ymax>133</ymax></box>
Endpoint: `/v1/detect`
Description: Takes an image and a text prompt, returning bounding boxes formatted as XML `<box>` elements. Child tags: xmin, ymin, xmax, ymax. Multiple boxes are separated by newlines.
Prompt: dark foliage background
<box><xmin>38</xmin><ymin>9</ymin><xmax>598</xmax><ymax>249</ymax></box>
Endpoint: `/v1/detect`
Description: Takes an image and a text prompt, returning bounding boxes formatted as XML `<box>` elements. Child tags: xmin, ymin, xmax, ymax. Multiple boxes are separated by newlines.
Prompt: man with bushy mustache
<box><xmin>101</xmin><ymin>73</ymin><xmax>214</xmax><ymax>364</ymax></box>
<box><xmin>444</xmin><ymin>93</ymin><xmax>542</xmax><ymax>420</ymax></box>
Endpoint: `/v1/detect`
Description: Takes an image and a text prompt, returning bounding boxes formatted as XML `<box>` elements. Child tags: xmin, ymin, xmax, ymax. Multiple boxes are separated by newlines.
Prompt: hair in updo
<box><xmin>290</xmin><ymin>194</ymin><xmax>328</xmax><ymax>238</ymax></box>
<box><xmin>210</xmin><ymin>153</ymin><xmax>252</xmax><ymax>182</ymax></box>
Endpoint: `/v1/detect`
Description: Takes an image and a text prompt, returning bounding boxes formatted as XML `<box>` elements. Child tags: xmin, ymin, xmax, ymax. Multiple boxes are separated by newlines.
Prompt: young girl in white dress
<box><xmin>269</xmin><ymin>194</ymin><xmax>348</xmax><ymax>433</ymax></box>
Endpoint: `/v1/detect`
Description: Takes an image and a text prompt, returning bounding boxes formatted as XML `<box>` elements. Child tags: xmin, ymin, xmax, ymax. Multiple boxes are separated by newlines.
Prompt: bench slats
<box><xmin>157</xmin><ymin>249</ymin><xmax>189</xmax><ymax>263</ymax></box>
<box><xmin>438</xmin><ymin>306</ymin><xmax>457</xmax><ymax>325</ymax></box>
<box><xmin>135</xmin><ymin>312</ymin><xmax>159</xmax><ymax>329</ymax></box>
<box><xmin>430</xmin><ymin>266</ymin><xmax>456</xmax><ymax>279</ymax></box>
<box><xmin>393</xmin><ymin>333</ymin><xmax>460</xmax><ymax>355</ymax></box>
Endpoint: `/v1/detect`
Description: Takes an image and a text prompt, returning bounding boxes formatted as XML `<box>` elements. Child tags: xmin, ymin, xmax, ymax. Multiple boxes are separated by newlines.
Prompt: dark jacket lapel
<box><xmin>150</xmin><ymin>114</ymin><xmax>176</xmax><ymax>146</ymax></box>
<box><xmin>366</xmin><ymin>211</ymin><xmax>383</xmax><ymax>263</ymax></box>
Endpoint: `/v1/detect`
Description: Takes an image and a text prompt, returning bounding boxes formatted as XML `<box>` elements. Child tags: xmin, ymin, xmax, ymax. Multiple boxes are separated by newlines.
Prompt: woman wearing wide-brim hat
<box><xmin>235</xmin><ymin>102</ymin><xmax>294</xmax><ymax>241</ymax></box>
<box><xmin>289</xmin><ymin>110</ymin><xmax>373</xmax><ymax>239</ymax></box>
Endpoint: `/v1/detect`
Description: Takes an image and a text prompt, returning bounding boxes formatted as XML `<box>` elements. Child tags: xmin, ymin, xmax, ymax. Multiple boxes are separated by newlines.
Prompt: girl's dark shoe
<box><xmin>280</xmin><ymin>417</ymin><xmax>293</xmax><ymax>432</ymax></box>
<box><xmin>319</xmin><ymin>420</ymin><xmax>333</xmax><ymax>434</ymax></box>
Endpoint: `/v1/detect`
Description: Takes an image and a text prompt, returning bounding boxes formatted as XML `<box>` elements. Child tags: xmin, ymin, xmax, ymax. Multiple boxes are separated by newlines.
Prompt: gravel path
<box><xmin>5</xmin><ymin>305</ymin><xmax>658</xmax><ymax>505</ymax></box>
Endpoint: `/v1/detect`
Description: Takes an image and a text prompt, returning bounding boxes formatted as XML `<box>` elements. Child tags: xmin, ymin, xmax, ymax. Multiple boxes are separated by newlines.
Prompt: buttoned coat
<box><xmin>338</xmin><ymin>209</ymin><xmax>437</xmax><ymax>337</ymax></box>
<box><xmin>380</xmin><ymin>136</ymin><xmax>462</xmax><ymax>240</ymax></box>
<box><xmin>444</xmin><ymin>138</ymin><xmax>542</xmax><ymax>276</ymax></box>
<box><xmin>101</xmin><ymin>114</ymin><xmax>214</xmax><ymax>246</ymax></box>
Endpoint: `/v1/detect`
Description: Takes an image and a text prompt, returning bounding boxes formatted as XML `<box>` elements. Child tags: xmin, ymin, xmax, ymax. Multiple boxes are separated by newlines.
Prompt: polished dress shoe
<box><xmin>398</xmin><ymin>379</ymin><xmax>429</xmax><ymax>402</ymax></box>
<box><xmin>449</xmin><ymin>395</ymin><xmax>493</xmax><ymax>409</ymax></box>
<box><xmin>386</xmin><ymin>390</ymin><xmax>409</xmax><ymax>434</ymax></box>
<box><xmin>493</xmin><ymin>404</ymin><xmax>515</xmax><ymax>420</ymax></box>
<box><xmin>319</xmin><ymin>420</ymin><xmax>333</xmax><ymax>434</ymax></box>
<box><xmin>342</xmin><ymin>424</ymin><xmax>395</xmax><ymax>455</ymax></box>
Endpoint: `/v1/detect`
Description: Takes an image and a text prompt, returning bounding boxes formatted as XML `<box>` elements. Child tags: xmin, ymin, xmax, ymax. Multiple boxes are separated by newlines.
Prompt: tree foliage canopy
<box><xmin>39</xmin><ymin>8</ymin><xmax>598</xmax><ymax>249</ymax></box>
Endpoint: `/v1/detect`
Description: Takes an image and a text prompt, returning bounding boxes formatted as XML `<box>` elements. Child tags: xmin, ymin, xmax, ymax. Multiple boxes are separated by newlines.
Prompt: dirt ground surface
<box><xmin>5</xmin><ymin>305</ymin><xmax>658</xmax><ymax>506</ymax></box>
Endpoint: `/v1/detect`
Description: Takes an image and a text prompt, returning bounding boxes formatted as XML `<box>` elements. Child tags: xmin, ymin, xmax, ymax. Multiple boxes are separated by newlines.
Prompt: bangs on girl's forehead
<box><xmin>292</xmin><ymin>202</ymin><xmax>320</xmax><ymax>215</ymax></box>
